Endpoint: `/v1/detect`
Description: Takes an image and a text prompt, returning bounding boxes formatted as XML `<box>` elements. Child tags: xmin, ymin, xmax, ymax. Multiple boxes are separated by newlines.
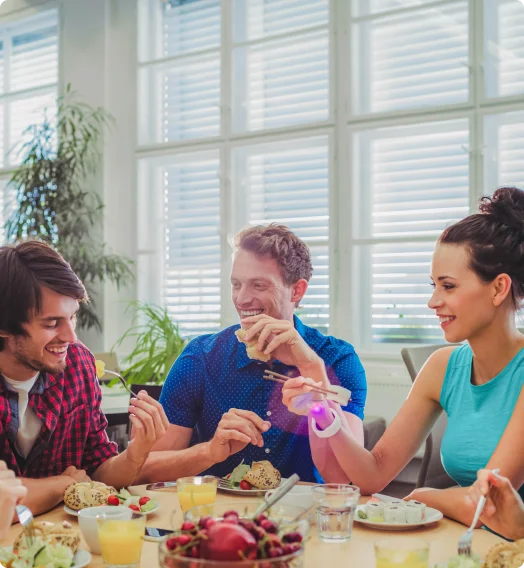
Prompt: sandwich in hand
<box><xmin>235</xmin><ymin>328</ymin><xmax>271</xmax><ymax>362</ymax></box>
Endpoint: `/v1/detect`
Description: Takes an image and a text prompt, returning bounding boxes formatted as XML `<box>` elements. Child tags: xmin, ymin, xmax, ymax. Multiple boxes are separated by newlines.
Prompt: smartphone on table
<box><xmin>144</xmin><ymin>526</ymin><xmax>172</xmax><ymax>542</ymax></box>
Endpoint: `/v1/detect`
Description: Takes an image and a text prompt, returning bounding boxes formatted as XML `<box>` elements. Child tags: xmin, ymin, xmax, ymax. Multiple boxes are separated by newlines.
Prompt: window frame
<box><xmin>137</xmin><ymin>0</ymin><xmax>524</xmax><ymax>355</ymax></box>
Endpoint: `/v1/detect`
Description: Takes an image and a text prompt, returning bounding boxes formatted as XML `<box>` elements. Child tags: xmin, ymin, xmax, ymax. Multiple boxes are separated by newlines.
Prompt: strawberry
<box><xmin>107</xmin><ymin>495</ymin><xmax>120</xmax><ymax>506</ymax></box>
<box><xmin>239</xmin><ymin>480</ymin><xmax>252</xmax><ymax>491</ymax></box>
<box><xmin>129</xmin><ymin>504</ymin><xmax>140</xmax><ymax>512</ymax></box>
<box><xmin>138</xmin><ymin>496</ymin><xmax>150</xmax><ymax>506</ymax></box>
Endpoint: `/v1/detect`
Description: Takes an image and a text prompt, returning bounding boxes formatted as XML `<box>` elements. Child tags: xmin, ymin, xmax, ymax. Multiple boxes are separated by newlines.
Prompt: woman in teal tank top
<box><xmin>283</xmin><ymin>186</ymin><xmax>524</xmax><ymax>532</ymax></box>
<box><xmin>440</xmin><ymin>343</ymin><xmax>524</xmax><ymax>502</ymax></box>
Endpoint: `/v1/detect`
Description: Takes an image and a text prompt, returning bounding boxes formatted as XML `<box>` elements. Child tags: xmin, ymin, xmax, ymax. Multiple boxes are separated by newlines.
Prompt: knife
<box><xmin>145</xmin><ymin>481</ymin><xmax>177</xmax><ymax>490</ymax></box>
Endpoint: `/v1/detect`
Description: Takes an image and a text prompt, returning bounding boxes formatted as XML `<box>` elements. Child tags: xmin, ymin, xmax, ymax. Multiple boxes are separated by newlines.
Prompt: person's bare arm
<box><xmin>135</xmin><ymin>410</ymin><xmax>271</xmax><ymax>484</ymax></box>
<box><xmin>18</xmin><ymin>477</ymin><xmax>74</xmax><ymax>516</ymax></box>
<box><xmin>133</xmin><ymin>425</ymin><xmax>213</xmax><ymax>484</ymax></box>
<box><xmin>284</xmin><ymin>347</ymin><xmax>453</xmax><ymax>493</ymax></box>
<box><xmin>410</xmin><ymin>385</ymin><xmax>524</xmax><ymax>527</ymax></box>
<box><xmin>294</xmin><ymin>358</ymin><xmax>364</xmax><ymax>483</ymax></box>
<box><xmin>16</xmin><ymin>466</ymin><xmax>89</xmax><ymax>518</ymax></box>
<box><xmin>92</xmin><ymin>393</ymin><xmax>171</xmax><ymax>488</ymax></box>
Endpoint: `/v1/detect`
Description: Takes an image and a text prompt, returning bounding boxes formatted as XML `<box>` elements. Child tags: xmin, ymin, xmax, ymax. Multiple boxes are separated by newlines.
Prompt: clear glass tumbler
<box><xmin>312</xmin><ymin>484</ymin><xmax>360</xmax><ymax>543</ymax></box>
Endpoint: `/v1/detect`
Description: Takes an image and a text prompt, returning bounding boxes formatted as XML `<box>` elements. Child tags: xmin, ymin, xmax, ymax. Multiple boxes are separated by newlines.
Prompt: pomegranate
<box><xmin>200</xmin><ymin>522</ymin><xmax>257</xmax><ymax>561</ymax></box>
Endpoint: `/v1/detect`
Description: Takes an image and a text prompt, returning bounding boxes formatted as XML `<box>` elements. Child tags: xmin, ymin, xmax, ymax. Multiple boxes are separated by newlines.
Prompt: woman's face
<box><xmin>428</xmin><ymin>243</ymin><xmax>498</xmax><ymax>343</ymax></box>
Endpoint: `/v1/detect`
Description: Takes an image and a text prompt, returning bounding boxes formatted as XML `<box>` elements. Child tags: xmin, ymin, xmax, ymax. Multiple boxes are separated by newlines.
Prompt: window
<box><xmin>0</xmin><ymin>9</ymin><xmax>58</xmax><ymax>244</ymax></box>
<box><xmin>353</xmin><ymin>120</ymin><xmax>469</xmax><ymax>344</ymax></box>
<box><xmin>352</xmin><ymin>1</ymin><xmax>469</xmax><ymax>114</ymax></box>
<box><xmin>233</xmin><ymin>136</ymin><xmax>330</xmax><ymax>333</ymax></box>
<box><xmin>139</xmin><ymin>0</ymin><xmax>524</xmax><ymax>349</ymax></box>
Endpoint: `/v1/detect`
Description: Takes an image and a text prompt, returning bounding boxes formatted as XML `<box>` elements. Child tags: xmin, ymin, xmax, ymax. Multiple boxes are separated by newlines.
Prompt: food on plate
<box><xmin>64</xmin><ymin>482</ymin><xmax>156</xmax><ymax>513</ymax></box>
<box><xmin>358</xmin><ymin>498</ymin><xmax>426</xmax><ymax>524</ymax></box>
<box><xmin>234</xmin><ymin>328</ymin><xmax>271</xmax><ymax>363</ymax></box>
<box><xmin>163</xmin><ymin>511</ymin><xmax>304</xmax><ymax>563</ymax></box>
<box><xmin>438</xmin><ymin>554</ymin><xmax>482</xmax><ymax>568</ymax></box>
<box><xmin>483</xmin><ymin>539</ymin><xmax>524</xmax><ymax>568</ymax></box>
<box><xmin>1</xmin><ymin>520</ymin><xmax>81</xmax><ymax>567</ymax></box>
<box><xmin>13</xmin><ymin>520</ymin><xmax>80</xmax><ymax>555</ymax></box>
<box><xmin>0</xmin><ymin>540</ymin><xmax>75</xmax><ymax>568</ymax></box>
<box><xmin>108</xmin><ymin>488</ymin><xmax>157</xmax><ymax>513</ymax></box>
<box><xmin>226</xmin><ymin>460</ymin><xmax>281</xmax><ymax>490</ymax></box>
<box><xmin>64</xmin><ymin>481</ymin><xmax>117</xmax><ymax>510</ymax></box>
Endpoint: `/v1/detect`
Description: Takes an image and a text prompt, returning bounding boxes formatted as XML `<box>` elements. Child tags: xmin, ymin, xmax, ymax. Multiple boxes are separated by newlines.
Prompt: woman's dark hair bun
<box><xmin>478</xmin><ymin>186</ymin><xmax>524</xmax><ymax>236</ymax></box>
<box><xmin>439</xmin><ymin>186</ymin><xmax>524</xmax><ymax>309</ymax></box>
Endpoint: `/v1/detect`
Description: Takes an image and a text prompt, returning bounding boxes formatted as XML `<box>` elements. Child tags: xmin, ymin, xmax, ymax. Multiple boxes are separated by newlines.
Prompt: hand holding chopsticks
<box><xmin>263</xmin><ymin>369</ymin><xmax>351</xmax><ymax>406</ymax></box>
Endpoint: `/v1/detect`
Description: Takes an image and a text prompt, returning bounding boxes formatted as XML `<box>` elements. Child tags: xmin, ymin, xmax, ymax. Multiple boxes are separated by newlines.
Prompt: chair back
<box><xmin>130</xmin><ymin>384</ymin><xmax>162</xmax><ymax>401</ymax></box>
<box><xmin>401</xmin><ymin>345</ymin><xmax>455</xmax><ymax>489</ymax></box>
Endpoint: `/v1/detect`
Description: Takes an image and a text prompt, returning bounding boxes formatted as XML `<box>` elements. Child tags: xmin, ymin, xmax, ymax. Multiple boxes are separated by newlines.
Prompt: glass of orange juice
<box><xmin>177</xmin><ymin>475</ymin><xmax>218</xmax><ymax>514</ymax></box>
<box><xmin>375</xmin><ymin>538</ymin><xmax>429</xmax><ymax>568</ymax></box>
<box><xmin>98</xmin><ymin>512</ymin><xmax>145</xmax><ymax>567</ymax></box>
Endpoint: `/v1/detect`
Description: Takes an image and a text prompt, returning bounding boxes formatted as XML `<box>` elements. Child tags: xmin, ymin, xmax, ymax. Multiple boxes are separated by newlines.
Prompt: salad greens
<box><xmin>437</xmin><ymin>554</ymin><xmax>482</xmax><ymax>568</ymax></box>
<box><xmin>0</xmin><ymin>540</ymin><xmax>74</xmax><ymax>568</ymax></box>
<box><xmin>226</xmin><ymin>460</ymin><xmax>251</xmax><ymax>488</ymax></box>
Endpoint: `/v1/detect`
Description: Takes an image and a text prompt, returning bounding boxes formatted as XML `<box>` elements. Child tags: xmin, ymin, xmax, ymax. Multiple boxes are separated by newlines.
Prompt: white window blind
<box><xmin>232</xmin><ymin>0</ymin><xmax>329</xmax><ymax>132</ymax></box>
<box><xmin>163</xmin><ymin>0</ymin><xmax>221</xmax><ymax>57</ymax></box>
<box><xmin>0</xmin><ymin>10</ymin><xmax>58</xmax><ymax>167</ymax></box>
<box><xmin>162</xmin><ymin>154</ymin><xmax>221</xmax><ymax>336</ymax></box>
<box><xmin>138</xmin><ymin>0</ymin><xmax>221</xmax><ymax>145</ymax></box>
<box><xmin>235</xmin><ymin>137</ymin><xmax>330</xmax><ymax>333</ymax></box>
<box><xmin>353</xmin><ymin>120</ymin><xmax>470</xmax><ymax>343</ymax></box>
<box><xmin>139</xmin><ymin>0</ymin><xmax>524</xmax><ymax>349</ymax></box>
<box><xmin>485</xmin><ymin>112</ymin><xmax>524</xmax><ymax>193</ymax></box>
<box><xmin>352</xmin><ymin>1</ymin><xmax>469</xmax><ymax>114</ymax></box>
<box><xmin>484</xmin><ymin>0</ymin><xmax>524</xmax><ymax>99</ymax></box>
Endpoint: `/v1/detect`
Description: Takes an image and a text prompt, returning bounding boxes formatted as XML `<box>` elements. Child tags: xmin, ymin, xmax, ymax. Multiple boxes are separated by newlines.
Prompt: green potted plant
<box><xmin>114</xmin><ymin>302</ymin><xmax>188</xmax><ymax>385</ymax></box>
<box><xmin>5</xmin><ymin>86</ymin><xmax>133</xmax><ymax>330</ymax></box>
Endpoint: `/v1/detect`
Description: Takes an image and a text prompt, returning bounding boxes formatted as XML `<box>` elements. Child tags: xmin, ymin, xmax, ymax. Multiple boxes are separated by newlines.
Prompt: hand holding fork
<box><xmin>458</xmin><ymin>468</ymin><xmax>500</xmax><ymax>556</ymax></box>
<box><xmin>0</xmin><ymin>460</ymin><xmax>28</xmax><ymax>540</ymax></box>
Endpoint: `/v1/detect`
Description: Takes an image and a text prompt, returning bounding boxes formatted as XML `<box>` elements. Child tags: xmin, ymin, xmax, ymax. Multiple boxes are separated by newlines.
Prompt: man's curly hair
<box><xmin>232</xmin><ymin>223</ymin><xmax>313</xmax><ymax>285</ymax></box>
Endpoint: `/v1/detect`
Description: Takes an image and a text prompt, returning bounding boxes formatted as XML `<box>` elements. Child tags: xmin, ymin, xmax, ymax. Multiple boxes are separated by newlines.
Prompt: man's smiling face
<box><xmin>231</xmin><ymin>249</ymin><xmax>296</xmax><ymax>323</ymax></box>
<box><xmin>0</xmin><ymin>286</ymin><xmax>79</xmax><ymax>379</ymax></box>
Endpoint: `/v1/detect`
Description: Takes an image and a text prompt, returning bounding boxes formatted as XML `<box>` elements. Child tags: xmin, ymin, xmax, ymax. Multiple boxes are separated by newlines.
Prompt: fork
<box><xmin>102</xmin><ymin>369</ymin><xmax>140</xmax><ymax>398</ymax></box>
<box><xmin>457</xmin><ymin>468</ymin><xmax>500</xmax><ymax>556</ymax></box>
<box><xmin>15</xmin><ymin>504</ymin><xmax>36</xmax><ymax>548</ymax></box>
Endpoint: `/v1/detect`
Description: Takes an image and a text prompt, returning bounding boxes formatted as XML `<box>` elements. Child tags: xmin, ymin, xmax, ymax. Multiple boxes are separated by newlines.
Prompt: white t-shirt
<box><xmin>2</xmin><ymin>373</ymin><xmax>43</xmax><ymax>458</ymax></box>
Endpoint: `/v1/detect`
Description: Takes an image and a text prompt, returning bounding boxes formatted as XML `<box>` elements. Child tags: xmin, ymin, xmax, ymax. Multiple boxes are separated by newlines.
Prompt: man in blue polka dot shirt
<box><xmin>137</xmin><ymin>224</ymin><xmax>367</xmax><ymax>484</ymax></box>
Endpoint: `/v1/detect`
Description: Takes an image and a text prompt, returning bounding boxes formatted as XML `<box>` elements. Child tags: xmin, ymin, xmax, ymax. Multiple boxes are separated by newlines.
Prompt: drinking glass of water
<box><xmin>312</xmin><ymin>484</ymin><xmax>360</xmax><ymax>543</ymax></box>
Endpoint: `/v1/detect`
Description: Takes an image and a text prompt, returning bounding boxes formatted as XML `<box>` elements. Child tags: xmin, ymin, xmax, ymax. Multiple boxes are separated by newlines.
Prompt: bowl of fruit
<box><xmin>159</xmin><ymin>500</ymin><xmax>308</xmax><ymax>567</ymax></box>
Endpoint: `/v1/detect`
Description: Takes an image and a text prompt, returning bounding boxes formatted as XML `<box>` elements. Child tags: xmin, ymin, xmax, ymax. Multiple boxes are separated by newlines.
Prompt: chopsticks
<box><xmin>263</xmin><ymin>369</ymin><xmax>339</xmax><ymax>398</ymax></box>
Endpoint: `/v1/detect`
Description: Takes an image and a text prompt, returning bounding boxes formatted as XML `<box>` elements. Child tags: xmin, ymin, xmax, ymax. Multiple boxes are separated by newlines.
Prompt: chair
<box><xmin>401</xmin><ymin>345</ymin><xmax>455</xmax><ymax>490</ymax></box>
<box><xmin>130</xmin><ymin>384</ymin><xmax>162</xmax><ymax>401</ymax></box>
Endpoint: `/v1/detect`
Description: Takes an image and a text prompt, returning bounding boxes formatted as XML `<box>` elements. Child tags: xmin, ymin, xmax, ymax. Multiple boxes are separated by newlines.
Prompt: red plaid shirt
<box><xmin>0</xmin><ymin>342</ymin><xmax>118</xmax><ymax>478</ymax></box>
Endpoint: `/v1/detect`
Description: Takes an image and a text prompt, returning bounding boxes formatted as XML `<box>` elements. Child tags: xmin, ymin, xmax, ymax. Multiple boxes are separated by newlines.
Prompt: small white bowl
<box><xmin>265</xmin><ymin>485</ymin><xmax>314</xmax><ymax>511</ymax></box>
<box><xmin>78</xmin><ymin>505</ymin><xmax>132</xmax><ymax>554</ymax></box>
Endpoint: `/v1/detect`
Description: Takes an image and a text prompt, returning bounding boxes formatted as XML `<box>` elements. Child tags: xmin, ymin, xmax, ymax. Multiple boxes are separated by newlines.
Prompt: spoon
<box><xmin>251</xmin><ymin>474</ymin><xmax>300</xmax><ymax>520</ymax></box>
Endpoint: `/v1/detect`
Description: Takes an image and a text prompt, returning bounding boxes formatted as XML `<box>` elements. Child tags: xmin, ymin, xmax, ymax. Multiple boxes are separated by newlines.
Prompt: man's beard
<box><xmin>13</xmin><ymin>338</ymin><xmax>67</xmax><ymax>375</ymax></box>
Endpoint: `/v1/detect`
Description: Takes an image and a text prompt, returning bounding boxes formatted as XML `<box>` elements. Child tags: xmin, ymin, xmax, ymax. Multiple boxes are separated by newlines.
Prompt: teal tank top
<box><xmin>440</xmin><ymin>344</ymin><xmax>524</xmax><ymax>500</ymax></box>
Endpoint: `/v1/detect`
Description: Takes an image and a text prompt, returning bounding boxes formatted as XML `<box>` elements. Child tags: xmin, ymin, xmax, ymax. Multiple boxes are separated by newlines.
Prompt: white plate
<box><xmin>64</xmin><ymin>503</ymin><xmax>160</xmax><ymax>517</ymax></box>
<box><xmin>354</xmin><ymin>504</ymin><xmax>443</xmax><ymax>530</ymax></box>
<box><xmin>1</xmin><ymin>546</ymin><xmax>92</xmax><ymax>568</ymax></box>
<box><xmin>217</xmin><ymin>478</ymin><xmax>286</xmax><ymax>497</ymax></box>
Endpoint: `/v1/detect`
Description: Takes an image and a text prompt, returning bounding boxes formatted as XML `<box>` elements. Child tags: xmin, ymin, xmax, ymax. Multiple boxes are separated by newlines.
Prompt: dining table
<box><xmin>2</xmin><ymin>484</ymin><xmax>505</xmax><ymax>567</ymax></box>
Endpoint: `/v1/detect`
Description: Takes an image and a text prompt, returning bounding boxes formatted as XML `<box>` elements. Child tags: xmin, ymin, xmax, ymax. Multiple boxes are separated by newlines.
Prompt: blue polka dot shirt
<box><xmin>159</xmin><ymin>315</ymin><xmax>367</xmax><ymax>482</ymax></box>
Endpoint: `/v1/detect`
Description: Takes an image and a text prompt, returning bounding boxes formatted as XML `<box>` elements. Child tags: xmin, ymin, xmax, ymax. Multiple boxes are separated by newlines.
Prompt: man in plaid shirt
<box><xmin>0</xmin><ymin>241</ymin><xmax>170</xmax><ymax>516</ymax></box>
